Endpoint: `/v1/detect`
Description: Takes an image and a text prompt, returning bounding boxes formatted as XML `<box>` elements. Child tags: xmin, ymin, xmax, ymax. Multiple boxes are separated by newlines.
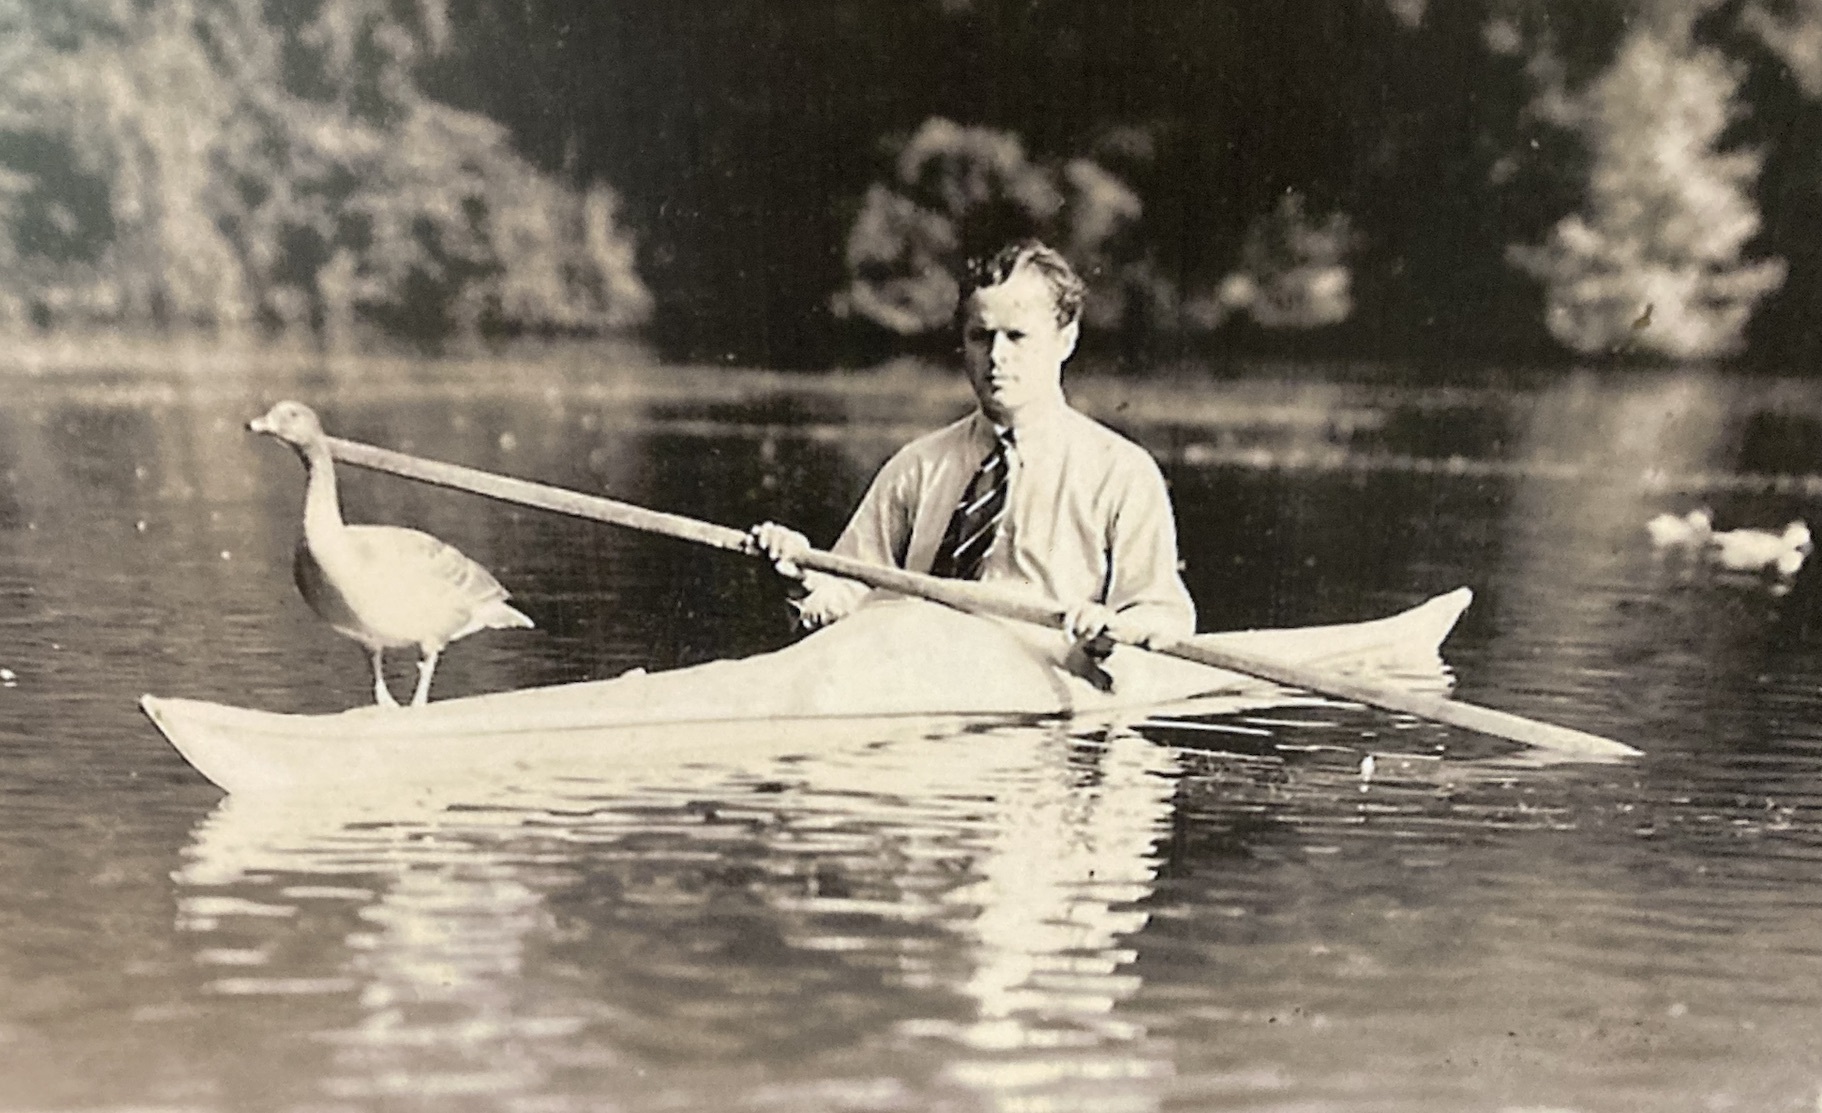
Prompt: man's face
<box><xmin>961</xmin><ymin>268</ymin><xmax>1079</xmax><ymax>426</ymax></box>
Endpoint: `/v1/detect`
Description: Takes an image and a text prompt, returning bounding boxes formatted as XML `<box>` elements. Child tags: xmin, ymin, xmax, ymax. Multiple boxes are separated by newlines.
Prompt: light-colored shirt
<box><xmin>801</xmin><ymin>402</ymin><xmax>1196</xmax><ymax>641</ymax></box>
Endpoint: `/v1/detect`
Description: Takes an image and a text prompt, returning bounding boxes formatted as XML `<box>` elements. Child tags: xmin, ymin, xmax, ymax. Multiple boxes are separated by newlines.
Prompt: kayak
<box><xmin>141</xmin><ymin>588</ymin><xmax>1474</xmax><ymax>795</ymax></box>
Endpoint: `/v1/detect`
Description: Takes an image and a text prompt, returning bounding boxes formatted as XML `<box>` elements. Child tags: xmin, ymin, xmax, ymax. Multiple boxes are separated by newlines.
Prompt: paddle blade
<box><xmin>1394</xmin><ymin>693</ymin><xmax>1642</xmax><ymax>759</ymax></box>
<box><xmin>1161</xmin><ymin>641</ymin><xmax>1642</xmax><ymax>760</ymax></box>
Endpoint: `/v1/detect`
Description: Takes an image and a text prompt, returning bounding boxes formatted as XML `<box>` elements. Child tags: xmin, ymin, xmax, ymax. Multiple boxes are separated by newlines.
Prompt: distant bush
<box><xmin>834</xmin><ymin>117</ymin><xmax>1359</xmax><ymax>343</ymax></box>
<box><xmin>1508</xmin><ymin>24</ymin><xmax>1784</xmax><ymax>358</ymax></box>
<box><xmin>832</xmin><ymin>118</ymin><xmax>1145</xmax><ymax>335</ymax></box>
<box><xmin>1187</xmin><ymin>191</ymin><xmax>1356</xmax><ymax>331</ymax></box>
<box><xmin>0</xmin><ymin>0</ymin><xmax>650</xmax><ymax>345</ymax></box>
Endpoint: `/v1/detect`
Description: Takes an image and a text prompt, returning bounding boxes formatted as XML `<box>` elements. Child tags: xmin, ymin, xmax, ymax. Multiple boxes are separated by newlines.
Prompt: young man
<box><xmin>750</xmin><ymin>240</ymin><xmax>1195</xmax><ymax>650</ymax></box>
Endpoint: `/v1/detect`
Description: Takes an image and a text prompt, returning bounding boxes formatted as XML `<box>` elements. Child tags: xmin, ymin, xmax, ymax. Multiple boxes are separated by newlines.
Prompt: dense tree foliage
<box><xmin>831</xmin><ymin>119</ymin><xmax>1358</xmax><ymax>342</ymax></box>
<box><xmin>1509</xmin><ymin>13</ymin><xmax>1786</xmax><ymax>357</ymax></box>
<box><xmin>0</xmin><ymin>0</ymin><xmax>648</xmax><ymax>344</ymax></box>
<box><xmin>440</xmin><ymin>0</ymin><xmax>1822</xmax><ymax>367</ymax></box>
<box><xmin>832</xmin><ymin>118</ymin><xmax>1148</xmax><ymax>335</ymax></box>
<box><xmin>5</xmin><ymin>0</ymin><xmax>1822</xmax><ymax>368</ymax></box>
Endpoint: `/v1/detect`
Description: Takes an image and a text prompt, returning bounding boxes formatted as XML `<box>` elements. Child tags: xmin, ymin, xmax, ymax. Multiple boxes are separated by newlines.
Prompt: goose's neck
<box><xmin>298</xmin><ymin>439</ymin><xmax>345</xmax><ymax>542</ymax></box>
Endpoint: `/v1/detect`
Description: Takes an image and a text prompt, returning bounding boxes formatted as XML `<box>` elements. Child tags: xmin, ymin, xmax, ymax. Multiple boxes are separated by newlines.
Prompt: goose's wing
<box><xmin>345</xmin><ymin>525</ymin><xmax>512</xmax><ymax>605</ymax></box>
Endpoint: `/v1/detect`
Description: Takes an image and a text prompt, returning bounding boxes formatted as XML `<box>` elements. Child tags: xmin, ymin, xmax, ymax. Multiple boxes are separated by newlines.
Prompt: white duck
<box><xmin>1708</xmin><ymin>519</ymin><xmax>1812</xmax><ymax>577</ymax></box>
<box><xmin>1646</xmin><ymin>508</ymin><xmax>1713</xmax><ymax>550</ymax></box>
<box><xmin>250</xmin><ymin>401</ymin><xmax>534</xmax><ymax>706</ymax></box>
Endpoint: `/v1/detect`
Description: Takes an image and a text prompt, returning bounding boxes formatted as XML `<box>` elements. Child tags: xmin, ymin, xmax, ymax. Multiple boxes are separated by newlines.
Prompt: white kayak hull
<box><xmin>141</xmin><ymin>589</ymin><xmax>1474</xmax><ymax>795</ymax></box>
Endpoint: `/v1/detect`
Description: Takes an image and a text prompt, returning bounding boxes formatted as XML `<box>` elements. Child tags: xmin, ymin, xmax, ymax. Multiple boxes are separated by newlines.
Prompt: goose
<box><xmin>1709</xmin><ymin>519</ymin><xmax>1812</xmax><ymax>577</ymax></box>
<box><xmin>1646</xmin><ymin>508</ymin><xmax>1713</xmax><ymax>549</ymax></box>
<box><xmin>249</xmin><ymin>401</ymin><xmax>534</xmax><ymax>706</ymax></box>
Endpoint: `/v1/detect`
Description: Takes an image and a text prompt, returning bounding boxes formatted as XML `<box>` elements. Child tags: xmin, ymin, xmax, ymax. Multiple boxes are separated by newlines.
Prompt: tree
<box><xmin>1508</xmin><ymin>14</ymin><xmax>1785</xmax><ymax>357</ymax></box>
<box><xmin>0</xmin><ymin>0</ymin><xmax>650</xmax><ymax>343</ymax></box>
<box><xmin>0</xmin><ymin>0</ymin><xmax>250</xmax><ymax>329</ymax></box>
<box><xmin>833</xmin><ymin>118</ymin><xmax>1145</xmax><ymax>336</ymax></box>
<box><xmin>1189</xmin><ymin>191</ymin><xmax>1356</xmax><ymax>331</ymax></box>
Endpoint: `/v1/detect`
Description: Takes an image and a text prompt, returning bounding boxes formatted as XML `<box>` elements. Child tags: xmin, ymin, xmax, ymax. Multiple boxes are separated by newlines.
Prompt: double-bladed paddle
<box><xmin>323</xmin><ymin>434</ymin><xmax>1642</xmax><ymax>760</ymax></box>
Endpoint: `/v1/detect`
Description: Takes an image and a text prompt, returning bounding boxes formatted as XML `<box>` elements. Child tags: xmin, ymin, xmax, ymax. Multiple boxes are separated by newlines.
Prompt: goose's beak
<box><xmin>248</xmin><ymin>414</ymin><xmax>273</xmax><ymax>435</ymax></box>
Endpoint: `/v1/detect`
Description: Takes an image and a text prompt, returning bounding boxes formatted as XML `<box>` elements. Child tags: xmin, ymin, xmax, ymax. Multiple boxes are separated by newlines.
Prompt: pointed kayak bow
<box><xmin>322</xmin><ymin>434</ymin><xmax>1642</xmax><ymax>760</ymax></box>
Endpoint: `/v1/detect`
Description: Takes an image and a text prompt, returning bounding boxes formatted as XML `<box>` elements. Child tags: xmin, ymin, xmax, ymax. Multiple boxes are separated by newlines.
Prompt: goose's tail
<box><xmin>483</xmin><ymin>600</ymin><xmax>536</xmax><ymax>631</ymax></box>
<box><xmin>455</xmin><ymin>599</ymin><xmax>536</xmax><ymax>641</ymax></box>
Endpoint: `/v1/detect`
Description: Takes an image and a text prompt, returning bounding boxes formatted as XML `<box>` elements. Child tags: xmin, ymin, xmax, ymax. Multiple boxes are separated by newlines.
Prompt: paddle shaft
<box><xmin>326</xmin><ymin>436</ymin><xmax>1074</xmax><ymax>620</ymax></box>
<box><xmin>325</xmin><ymin>436</ymin><xmax>1641</xmax><ymax>759</ymax></box>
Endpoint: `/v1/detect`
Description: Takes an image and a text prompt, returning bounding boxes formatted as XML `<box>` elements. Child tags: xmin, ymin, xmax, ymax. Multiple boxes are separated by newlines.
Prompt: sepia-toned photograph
<box><xmin>2</xmin><ymin>1</ymin><xmax>1821</xmax><ymax>1109</ymax></box>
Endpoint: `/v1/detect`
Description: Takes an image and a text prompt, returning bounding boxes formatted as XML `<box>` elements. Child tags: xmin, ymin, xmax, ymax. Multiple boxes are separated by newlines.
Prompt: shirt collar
<box><xmin>971</xmin><ymin>397</ymin><xmax>1069</xmax><ymax>453</ymax></box>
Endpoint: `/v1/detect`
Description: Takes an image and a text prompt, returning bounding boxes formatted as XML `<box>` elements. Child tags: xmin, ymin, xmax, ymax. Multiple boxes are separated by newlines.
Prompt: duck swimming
<box><xmin>249</xmin><ymin>401</ymin><xmax>534</xmax><ymax>706</ymax></box>
<box><xmin>1708</xmin><ymin>519</ymin><xmax>1812</xmax><ymax>577</ymax></box>
<box><xmin>1646</xmin><ymin>508</ymin><xmax>1713</xmax><ymax>550</ymax></box>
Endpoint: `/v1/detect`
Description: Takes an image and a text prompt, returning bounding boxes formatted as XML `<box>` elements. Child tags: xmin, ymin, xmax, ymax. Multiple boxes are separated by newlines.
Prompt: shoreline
<box><xmin>0</xmin><ymin>331</ymin><xmax>662</xmax><ymax>380</ymax></box>
<box><xmin>4</xmin><ymin>332</ymin><xmax>1818</xmax><ymax>429</ymax></box>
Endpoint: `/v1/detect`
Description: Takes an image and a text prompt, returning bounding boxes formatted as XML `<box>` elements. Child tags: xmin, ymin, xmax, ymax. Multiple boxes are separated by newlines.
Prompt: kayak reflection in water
<box><xmin>749</xmin><ymin>239</ymin><xmax>1196</xmax><ymax>670</ymax></box>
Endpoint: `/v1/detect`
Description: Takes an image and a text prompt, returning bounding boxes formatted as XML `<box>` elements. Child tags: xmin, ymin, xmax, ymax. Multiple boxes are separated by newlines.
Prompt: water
<box><xmin>2</xmin><ymin>353</ymin><xmax>1822</xmax><ymax>1111</ymax></box>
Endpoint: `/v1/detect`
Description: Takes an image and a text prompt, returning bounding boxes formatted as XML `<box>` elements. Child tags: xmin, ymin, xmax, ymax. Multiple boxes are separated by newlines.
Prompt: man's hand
<box><xmin>748</xmin><ymin>522</ymin><xmax>850</xmax><ymax>630</ymax></box>
<box><xmin>791</xmin><ymin>590</ymin><xmax>847</xmax><ymax>631</ymax></box>
<box><xmin>748</xmin><ymin>521</ymin><xmax>812</xmax><ymax>581</ymax></box>
<box><xmin>1065</xmin><ymin>602</ymin><xmax>1120</xmax><ymax>661</ymax></box>
<box><xmin>1064</xmin><ymin>602</ymin><xmax>1178</xmax><ymax>657</ymax></box>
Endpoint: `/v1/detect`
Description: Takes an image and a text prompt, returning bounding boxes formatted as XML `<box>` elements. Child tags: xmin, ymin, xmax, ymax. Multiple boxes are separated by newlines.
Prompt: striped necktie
<box><xmin>931</xmin><ymin>429</ymin><xmax>1013</xmax><ymax>580</ymax></box>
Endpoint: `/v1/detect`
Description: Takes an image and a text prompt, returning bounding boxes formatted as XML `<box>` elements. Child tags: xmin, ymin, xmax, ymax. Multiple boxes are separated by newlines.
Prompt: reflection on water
<box><xmin>170</xmin><ymin>722</ymin><xmax>1181</xmax><ymax>1111</ymax></box>
<box><xmin>3</xmin><ymin>356</ymin><xmax>1822</xmax><ymax>1110</ymax></box>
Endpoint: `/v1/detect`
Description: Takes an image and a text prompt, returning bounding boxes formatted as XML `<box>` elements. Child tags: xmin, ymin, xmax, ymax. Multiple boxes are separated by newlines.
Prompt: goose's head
<box><xmin>1787</xmin><ymin>520</ymin><xmax>1813</xmax><ymax>552</ymax></box>
<box><xmin>249</xmin><ymin>401</ymin><xmax>327</xmax><ymax>448</ymax></box>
